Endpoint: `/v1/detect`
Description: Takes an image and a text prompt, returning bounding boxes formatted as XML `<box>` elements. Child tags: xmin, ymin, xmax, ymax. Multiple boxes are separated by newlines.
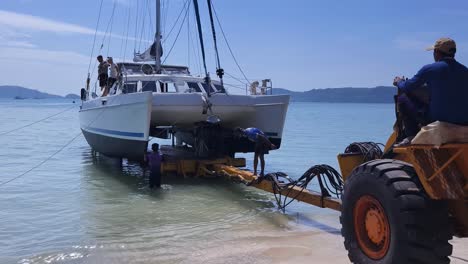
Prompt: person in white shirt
<box><xmin>106</xmin><ymin>57</ymin><xmax>120</xmax><ymax>94</ymax></box>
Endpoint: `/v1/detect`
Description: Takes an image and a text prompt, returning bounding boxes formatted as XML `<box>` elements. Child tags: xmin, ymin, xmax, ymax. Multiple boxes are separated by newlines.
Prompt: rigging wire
<box><xmin>106</xmin><ymin>0</ymin><xmax>118</xmax><ymax>56</ymax></box>
<box><xmin>138</xmin><ymin>0</ymin><xmax>148</xmax><ymax>52</ymax></box>
<box><xmin>0</xmin><ymin>106</ymin><xmax>76</xmax><ymax>136</ymax></box>
<box><xmin>192</xmin><ymin>0</ymin><xmax>209</xmax><ymax>79</ymax></box>
<box><xmin>187</xmin><ymin>2</ymin><xmax>190</xmax><ymax>69</ymax></box>
<box><xmin>210</xmin><ymin>2</ymin><xmax>251</xmax><ymax>85</ymax></box>
<box><xmin>119</xmin><ymin>3</ymin><xmax>131</xmax><ymax>61</ymax></box>
<box><xmin>133</xmin><ymin>0</ymin><xmax>140</xmax><ymax>52</ymax></box>
<box><xmin>87</xmin><ymin>0</ymin><xmax>105</xmax><ymax>75</ymax></box>
<box><xmin>224</xmin><ymin>72</ymin><xmax>248</xmax><ymax>85</ymax></box>
<box><xmin>147</xmin><ymin>0</ymin><xmax>155</xmax><ymax>42</ymax></box>
<box><xmin>162</xmin><ymin>0</ymin><xmax>189</xmax><ymax>44</ymax></box>
<box><xmin>162</xmin><ymin>1</ymin><xmax>191</xmax><ymax>64</ymax></box>
<box><xmin>122</xmin><ymin>3</ymin><xmax>132</xmax><ymax>62</ymax></box>
<box><xmin>206</xmin><ymin>0</ymin><xmax>223</xmax><ymax>83</ymax></box>
<box><xmin>186</xmin><ymin>7</ymin><xmax>202</xmax><ymax>76</ymax></box>
<box><xmin>90</xmin><ymin>1</ymin><xmax>118</xmax><ymax>81</ymax></box>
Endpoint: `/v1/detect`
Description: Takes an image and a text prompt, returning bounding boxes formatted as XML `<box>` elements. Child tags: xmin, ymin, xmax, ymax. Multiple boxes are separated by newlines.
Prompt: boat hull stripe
<box><xmin>84</xmin><ymin>126</ymin><xmax>145</xmax><ymax>138</ymax></box>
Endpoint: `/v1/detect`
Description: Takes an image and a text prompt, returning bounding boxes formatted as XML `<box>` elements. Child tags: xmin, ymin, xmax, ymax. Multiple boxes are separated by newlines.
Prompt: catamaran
<box><xmin>79</xmin><ymin>0</ymin><xmax>289</xmax><ymax>160</ymax></box>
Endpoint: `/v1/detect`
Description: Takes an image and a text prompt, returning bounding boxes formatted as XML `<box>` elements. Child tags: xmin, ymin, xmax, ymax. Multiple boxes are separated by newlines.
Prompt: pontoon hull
<box><xmin>79</xmin><ymin>92</ymin><xmax>152</xmax><ymax>160</ymax></box>
<box><xmin>79</xmin><ymin>91</ymin><xmax>289</xmax><ymax>159</ymax></box>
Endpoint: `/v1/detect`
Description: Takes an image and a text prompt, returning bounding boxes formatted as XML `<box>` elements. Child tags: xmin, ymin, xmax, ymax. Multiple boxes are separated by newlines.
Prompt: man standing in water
<box><xmin>393</xmin><ymin>37</ymin><xmax>468</xmax><ymax>145</ymax></box>
<box><xmin>145</xmin><ymin>143</ymin><xmax>163</xmax><ymax>189</ymax></box>
<box><xmin>97</xmin><ymin>55</ymin><xmax>109</xmax><ymax>96</ymax></box>
<box><xmin>237</xmin><ymin>127</ymin><xmax>276</xmax><ymax>176</ymax></box>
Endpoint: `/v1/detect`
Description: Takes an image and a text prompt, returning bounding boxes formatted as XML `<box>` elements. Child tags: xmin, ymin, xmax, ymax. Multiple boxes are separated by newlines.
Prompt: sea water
<box><xmin>0</xmin><ymin>100</ymin><xmax>466</xmax><ymax>263</ymax></box>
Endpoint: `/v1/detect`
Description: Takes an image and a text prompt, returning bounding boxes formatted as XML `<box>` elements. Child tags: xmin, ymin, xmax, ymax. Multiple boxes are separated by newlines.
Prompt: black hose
<box><xmin>256</xmin><ymin>165</ymin><xmax>343</xmax><ymax>212</ymax></box>
<box><xmin>344</xmin><ymin>142</ymin><xmax>384</xmax><ymax>162</ymax></box>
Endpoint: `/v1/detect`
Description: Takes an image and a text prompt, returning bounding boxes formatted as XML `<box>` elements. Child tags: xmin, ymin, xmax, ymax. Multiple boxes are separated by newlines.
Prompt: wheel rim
<box><xmin>353</xmin><ymin>195</ymin><xmax>390</xmax><ymax>260</ymax></box>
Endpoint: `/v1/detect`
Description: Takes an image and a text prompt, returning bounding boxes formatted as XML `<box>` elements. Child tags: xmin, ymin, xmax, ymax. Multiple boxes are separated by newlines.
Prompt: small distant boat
<box><xmin>14</xmin><ymin>96</ymin><xmax>26</xmax><ymax>100</ymax></box>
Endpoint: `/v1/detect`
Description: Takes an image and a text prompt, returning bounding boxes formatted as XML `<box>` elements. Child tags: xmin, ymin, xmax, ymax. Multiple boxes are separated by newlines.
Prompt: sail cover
<box><xmin>133</xmin><ymin>42</ymin><xmax>163</xmax><ymax>62</ymax></box>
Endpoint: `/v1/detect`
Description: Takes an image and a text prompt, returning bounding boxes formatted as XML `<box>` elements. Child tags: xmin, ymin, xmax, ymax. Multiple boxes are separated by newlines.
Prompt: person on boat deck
<box><xmin>393</xmin><ymin>37</ymin><xmax>468</xmax><ymax>146</ymax></box>
<box><xmin>107</xmin><ymin>57</ymin><xmax>120</xmax><ymax>92</ymax></box>
<box><xmin>97</xmin><ymin>55</ymin><xmax>109</xmax><ymax>96</ymax></box>
<box><xmin>145</xmin><ymin>143</ymin><xmax>164</xmax><ymax>189</ymax></box>
<box><xmin>236</xmin><ymin>127</ymin><xmax>276</xmax><ymax>176</ymax></box>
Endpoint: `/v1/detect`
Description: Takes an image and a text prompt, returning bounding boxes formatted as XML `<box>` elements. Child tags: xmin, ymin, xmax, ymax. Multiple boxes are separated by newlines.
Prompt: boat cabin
<box><xmin>117</xmin><ymin>62</ymin><xmax>226</xmax><ymax>95</ymax></box>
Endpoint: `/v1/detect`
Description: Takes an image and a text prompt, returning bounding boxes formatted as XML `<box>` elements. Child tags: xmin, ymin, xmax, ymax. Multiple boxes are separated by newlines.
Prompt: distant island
<box><xmin>273</xmin><ymin>86</ymin><xmax>396</xmax><ymax>103</ymax></box>
<box><xmin>0</xmin><ymin>85</ymin><xmax>397</xmax><ymax>103</ymax></box>
<box><xmin>0</xmin><ymin>86</ymin><xmax>80</xmax><ymax>99</ymax></box>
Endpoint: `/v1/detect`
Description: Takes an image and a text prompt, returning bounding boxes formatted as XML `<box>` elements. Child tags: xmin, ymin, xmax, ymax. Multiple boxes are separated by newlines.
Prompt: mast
<box><xmin>155</xmin><ymin>0</ymin><xmax>162</xmax><ymax>73</ymax></box>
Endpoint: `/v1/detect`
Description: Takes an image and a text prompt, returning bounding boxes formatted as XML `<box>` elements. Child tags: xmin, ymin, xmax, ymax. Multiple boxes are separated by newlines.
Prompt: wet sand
<box><xmin>183</xmin><ymin>210</ymin><xmax>468</xmax><ymax>264</ymax></box>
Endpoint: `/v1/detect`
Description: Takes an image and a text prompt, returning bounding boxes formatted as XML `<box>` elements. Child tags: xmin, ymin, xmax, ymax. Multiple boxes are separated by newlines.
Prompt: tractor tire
<box><xmin>341</xmin><ymin>159</ymin><xmax>452</xmax><ymax>264</ymax></box>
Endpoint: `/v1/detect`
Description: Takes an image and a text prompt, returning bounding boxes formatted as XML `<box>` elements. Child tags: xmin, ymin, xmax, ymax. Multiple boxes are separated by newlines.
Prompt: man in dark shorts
<box><xmin>145</xmin><ymin>143</ymin><xmax>164</xmax><ymax>189</ymax></box>
<box><xmin>97</xmin><ymin>55</ymin><xmax>109</xmax><ymax>96</ymax></box>
<box><xmin>237</xmin><ymin>127</ymin><xmax>276</xmax><ymax>176</ymax></box>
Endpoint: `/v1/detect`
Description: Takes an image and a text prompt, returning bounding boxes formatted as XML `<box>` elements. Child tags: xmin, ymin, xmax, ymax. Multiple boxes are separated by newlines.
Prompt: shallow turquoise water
<box><xmin>0</xmin><ymin>99</ymin><xmax>395</xmax><ymax>263</ymax></box>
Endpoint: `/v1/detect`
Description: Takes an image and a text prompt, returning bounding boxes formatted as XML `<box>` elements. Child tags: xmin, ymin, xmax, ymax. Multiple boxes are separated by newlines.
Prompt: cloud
<box><xmin>0</xmin><ymin>10</ymin><xmax>96</xmax><ymax>35</ymax></box>
<box><xmin>0</xmin><ymin>9</ymin><xmax>151</xmax><ymax>43</ymax></box>
<box><xmin>0</xmin><ymin>46</ymin><xmax>89</xmax><ymax>65</ymax></box>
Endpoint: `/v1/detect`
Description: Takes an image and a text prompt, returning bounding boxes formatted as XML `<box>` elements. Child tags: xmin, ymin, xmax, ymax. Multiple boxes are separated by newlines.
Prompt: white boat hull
<box><xmin>79</xmin><ymin>92</ymin><xmax>152</xmax><ymax>160</ymax></box>
<box><xmin>151</xmin><ymin>93</ymin><xmax>290</xmax><ymax>142</ymax></box>
<box><xmin>79</xmin><ymin>91</ymin><xmax>289</xmax><ymax>159</ymax></box>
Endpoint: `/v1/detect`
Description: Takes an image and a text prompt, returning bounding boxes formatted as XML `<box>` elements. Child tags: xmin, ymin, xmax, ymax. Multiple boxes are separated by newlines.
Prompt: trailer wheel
<box><xmin>341</xmin><ymin>159</ymin><xmax>452</xmax><ymax>264</ymax></box>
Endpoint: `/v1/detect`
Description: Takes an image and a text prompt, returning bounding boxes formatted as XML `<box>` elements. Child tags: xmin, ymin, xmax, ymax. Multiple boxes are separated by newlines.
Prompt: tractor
<box><xmin>337</xmin><ymin>105</ymin><xmax>468</xmax><ymax>263</ymax></box>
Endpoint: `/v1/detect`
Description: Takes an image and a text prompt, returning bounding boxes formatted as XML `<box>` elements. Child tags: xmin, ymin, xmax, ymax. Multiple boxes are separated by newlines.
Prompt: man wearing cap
<box><xmin>393</xmin><ymin>37</ymin><xmax>468</xmax><ymax>145</ymax></box>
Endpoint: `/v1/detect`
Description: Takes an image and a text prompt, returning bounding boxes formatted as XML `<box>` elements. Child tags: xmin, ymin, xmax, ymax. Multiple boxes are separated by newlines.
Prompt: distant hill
<box><xmin>273</xmin><ymin>86</ymin><xmax>395</xmax><ymax>103</ymax></box>
<box><xmin>0</xmin><ymin>86</ymin><xmax>79</xmax><ymax>99</ymax></box>
<box><xmin>1</xmin><ymin>85</ymin><xmax>395</xmax><ymax>103</ymax></box>
<box><xmin>65</xmin><ymin>93</ymin><xmax>80</xmax><ymax>99</ymax></box>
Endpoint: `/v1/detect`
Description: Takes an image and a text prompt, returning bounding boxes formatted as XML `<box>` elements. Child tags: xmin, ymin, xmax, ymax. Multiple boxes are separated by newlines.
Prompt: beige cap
<box><xmin>426</xmin><ymin>37</ymin><xmax>456</xmax><ymax>55</ymax></box>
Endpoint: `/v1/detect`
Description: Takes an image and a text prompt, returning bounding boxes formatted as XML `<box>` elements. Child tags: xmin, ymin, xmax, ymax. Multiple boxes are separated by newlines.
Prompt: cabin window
<box><xmin>187</xmin><ymin>82</ymin><xmax>202</xmax><ymax>93</ymax></box>
<box><xmin>158</xmin><ymin>81</ymin><xmax>178</xmax><ymax>93</ymax></box>
<box><xmin>124</xmin><ymin>82</ymin><xmax>137</xmax><ymax>93</ymax></box>
<box><xmin>142</xmin><ymin>81</ymin><xmax>157</xmax><ymax>92</ymax></box>
<box><xmin>213</xmin><ymin>84</ymin><xmax>226</xmax><ymax>93</ymax></box>
<box><xmin>201</xmin><ymin>83</ymin><xmax>216</xmax><ymax>94</ymax></box>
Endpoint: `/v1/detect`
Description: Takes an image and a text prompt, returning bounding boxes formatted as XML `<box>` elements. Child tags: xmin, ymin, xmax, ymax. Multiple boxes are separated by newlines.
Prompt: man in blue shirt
<box><xmin>236</xmin><ymin>127</ymin><xmax>276</xmax><ymax>176</ymax></box>
<box><xmin>393</xmin><ymin>37</ymin><xmax>468</xmax><ymax>145</ymax></box>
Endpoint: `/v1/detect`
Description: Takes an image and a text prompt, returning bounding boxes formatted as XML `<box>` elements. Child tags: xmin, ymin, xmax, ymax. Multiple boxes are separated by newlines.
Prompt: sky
<box><xmin>0</xmin><ymin>0</ymin><xmax>468</xmax><ymax>96</ymax></box>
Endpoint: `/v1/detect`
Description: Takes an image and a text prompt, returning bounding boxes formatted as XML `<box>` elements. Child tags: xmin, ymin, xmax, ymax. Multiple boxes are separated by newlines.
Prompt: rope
<box><xmin>87</xmin><ymin>0</ymin><xmax>104</xmax><ymax>75</ymax></box>
<box><xmin>0</xmin><ymin>106</ymin><xmax>76</xmax><ymax>136</ymax></box>
<box><xmin>106</xmin><ymin>0</ymin><xmax>117</xmax><ymax>56</ymax></box>
<box><xmin>90</xmin><ymin>0</ymin><xmax>117</xmax><ymax>81</ymax></box>
<box><xmin>122</xmin><ymin>4</ymin><xmax>132</xmax><ymax>62</ymax></box>
<box><xmin>211</xmin><ymin>2</ymin><xmax>251</xmax><ymax>85</ymax></box>
<box><xmin>0</xmin><ymin>105</ymin><xmax>109</xmax><ymax>187</ymax></box>
<box><xmin>188</xmin><ymin>12</ymin><xmax>203</xmax><ymax>75</ymax></box>
<box><xmin>138</xmin><ymin>0</ymin><xmax>147</xmax><ymax>52</ymax></box>
<box><xmin>0</xmin><ymin>132</ymin><xmax>82</xmax><ymax>187</ymax></box>
<box><xmin>225</xmin><ymin>72</ymin><xmax>248</xmax><ymax>85</ymax></box>
<box><xmin>133</xmin><ymin>0</ymin><xmax>140</xmax><ymax>52</ymax></box>
<box><xmin>162</xmin><ymin>1</ymin><xmax>190</xmax><ymax>64</ymax></box>
<box><xmin>163</xmin><ymin>0</ymin><xmax>190</xmax><ymax>44</ymax></box>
